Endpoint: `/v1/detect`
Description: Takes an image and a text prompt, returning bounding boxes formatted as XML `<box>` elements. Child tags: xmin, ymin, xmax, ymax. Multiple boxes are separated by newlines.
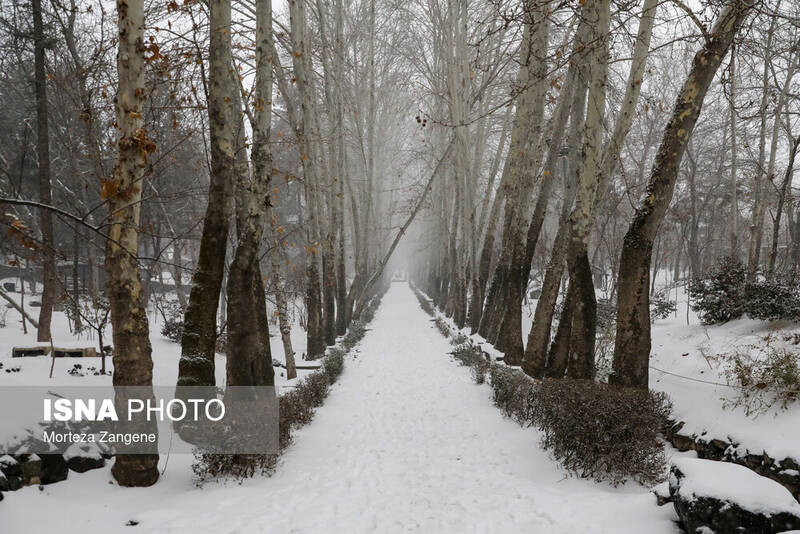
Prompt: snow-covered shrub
<box><xmin>450</xmin><ymin>332</ymin><xmax>469</xmax><ymax>346</ymax></box>
<box><xmin>342</xmin><ymin>321</ymin><xmax>366</xmax><ymax>351</ymax></box>
<box><xmin>322</xmin><ymin>347</ymin><xmax>345</xmax><ymax>384</ymax></box>
<box><xmin>650</xmin><ymin>291</ymin><xmax>677</xmax><ymax>321</ymax></box>
<box><xmin>488</xmin><ymin>364</ymin><xmax>536</xmax><ymax>424</ymax></box>
<box><xmin>688</xmin><ymin>257</ymin><xmax>747</xmax><ymax>324</ymax></box>
<box><xmin>743</xmin><ymin>280</ymin><xmax>800</xmax><ymax>322</ymax></box>
<box><xmin>159</xmin><ymin>301</ymin><xmax>185</xmax><ymax>342</ymax></box>
<box><xmin>717</xmin><ymin>334</ymin><xmax>800</xmax><ymax>415</ymax></box>
<box><xmin>410</xmin><ymin>283</ymin><xmax>435</xmax><ymax>316</ymax></box>
<box><xmin>450</xmin><ymin>343</ymin><xmax>489</xmax><ymax>384</ymax></box>
<box><xmin>530</xmin><ymin>380</ymin><xmax>672</xmax><ymax>486</ymax></box>
<box><xmin>192</xmin><ymin>453</ymin><xmax>277</xmax><ymax>483</ymax></box>
<box><xmin>434</xmin><ymin>316</ymin><xmax>451</xmax><ymax>338</ymax></box>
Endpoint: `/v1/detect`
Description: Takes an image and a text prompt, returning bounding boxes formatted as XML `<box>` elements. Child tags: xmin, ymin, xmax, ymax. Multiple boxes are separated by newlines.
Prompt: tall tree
<box><xmin>176</xmin><ymin>0</ymin><xmax>236</xmax><ymax>388</ymax></box>
<box><xmin>107</xmin><ymin>0</ymin><xmax>159</xmax><ymax>487</ymax></box>
<box><xmin>612</xmin><ymin>0</ymin><xmax>755</xmax><ymax>388</ymax></box>
<box><xmin>289</xmin><ymin>0</ymin><xmax>326</xmax><ymax>358</ymax></box>
<box><xmin>226</xmin><ymin>0</ymin><xmax>275</xmax><ymax>387</ymax></box>
<box><xmin>32</xmin><ymin>0</ymin><xmax>57</xmax><ymax>342</ymax></box>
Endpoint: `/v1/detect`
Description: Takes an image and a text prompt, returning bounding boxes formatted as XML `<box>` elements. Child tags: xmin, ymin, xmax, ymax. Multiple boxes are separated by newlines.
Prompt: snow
<box><xmin>0</xmin><ymin>284</ymin><xmax>676</xmax><ymax>533</ymax></box>
<box><xmin>671</xmin><ymin>457</ymin><xmax>800</xmax><ymax>516</ymax></box>
<box><xmin>0</xmin><ymin>287</ymin><xmax>312</xmax><ymax>389</ymax></box>
<box><xmin>0</xmin><ymin>286</ymin><xmax>315</xmax><ymax>455</ymax></box>
<box><xmin>649</xmin><ymin>282</ymin><xmax>800</xmax><ymax>462</ymax></box>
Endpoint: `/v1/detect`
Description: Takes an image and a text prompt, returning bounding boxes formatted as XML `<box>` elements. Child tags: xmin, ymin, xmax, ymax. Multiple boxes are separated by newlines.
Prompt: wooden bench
<box><xmin>12</xmin><ymin>346</ymin><xmax>99</xmax><ymax>358</ymax></box>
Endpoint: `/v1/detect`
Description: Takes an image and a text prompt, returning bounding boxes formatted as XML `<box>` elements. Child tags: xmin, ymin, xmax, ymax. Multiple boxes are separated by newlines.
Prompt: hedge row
<box><xmin>410</xmin><ymin>282</ymin><xmax>672</xmax><ymax>487</ymax></box>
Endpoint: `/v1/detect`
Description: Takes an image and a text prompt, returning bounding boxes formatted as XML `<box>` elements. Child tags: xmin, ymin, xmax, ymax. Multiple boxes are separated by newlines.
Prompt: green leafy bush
<box><xmin>650</xmin><ymin>291</ymin><xmax>677</xmax><ymax>321</ymax></box>
<box><xmin>688</xmin><ymin>257</ymin><xmax>747</xmax><ymax>324</ymax></box>
<box><xmin>743</xmin><ymin>280</ymin><xmax>800</xmax><ymax>322</ymax></box>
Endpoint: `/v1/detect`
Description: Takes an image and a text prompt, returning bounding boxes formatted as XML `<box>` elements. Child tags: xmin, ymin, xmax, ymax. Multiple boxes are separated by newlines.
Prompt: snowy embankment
<box><xmin>649</xmin><ymin>284</ymin><xmax>800</xmax><ymax>465</ymax></box>
<box><xmin>1</xmin><ymin>283</ymin><xmax>676</xmax><ymax>533</ymax></box>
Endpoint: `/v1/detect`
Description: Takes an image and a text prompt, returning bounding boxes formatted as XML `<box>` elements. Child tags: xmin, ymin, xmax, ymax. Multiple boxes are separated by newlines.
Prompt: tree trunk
<box><xmin>728</xmin><ymin>47</ymin><xmax>740</xmax><ymax>259</ymax></box>
<box><xmin>481</xmin><ymin>2</ymin><xmax>551</xmax><ymax>365</ymax></box>
<box><xmin>107</xmin><ymin>0</ymin><xmax>159</xmax><ymax>487</ymax></box>
<box><xmin>226</xmin><ymin>0</ymin><xmax>275</xmax><ymax>388</ymax></box>
<box><xmin>176</xmin><ymin>0</ymin><xmax>236</xmax><ymax>388</ymax></box>
<box><xmin>768</xmin><ymin>135</ymin><xmax>800</xmax><ymax>277</ymax></box>
<box><xmin>612</xmin><ymin>0</ymin><xmax>754</xmax><ymax>388</ymax></box>
<box><xmin>747</xmin><ymin>8</ymin><xmax>780</xmax><ymax>280</ymax></box>
<box><xmin>32</xmin><ymin>0</ymin><xmax>56</xmax><ymax>343</ymax></box>
<box><xmin>289</xmin><ymin>0</ymin><xmax>325</xmax><ymax>358</ymax></box>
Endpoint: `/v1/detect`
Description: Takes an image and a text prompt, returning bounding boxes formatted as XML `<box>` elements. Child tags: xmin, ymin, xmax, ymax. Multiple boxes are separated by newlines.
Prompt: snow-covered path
<box><xmin>3</xmin><ymin>283</ymin><xmax>677</xmax><ymax>533</ymax></box>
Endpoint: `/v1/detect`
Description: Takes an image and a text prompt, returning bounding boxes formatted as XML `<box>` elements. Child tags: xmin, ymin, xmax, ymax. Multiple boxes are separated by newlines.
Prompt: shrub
<box><xmin>410</xmin><ymin>283</ymin><xmax>435</xmax><ymax>316</ymax></box>
<box><xmin>650</xmin><ymin>291</ymin><xmax>677</xmax><ymax>322</ymax></box>
<box><xmin>425</xmin><ymin>286</ymin><xmax>673</xmax><ymax>486</ymax></box>
<box><xmin>342</xmin><ymin>321</ymin><xmax>366</xmax><ymax>351</ymax></box>
<box><xmin>192</xmin><ymin>453</ymin><xmax>277</xmax><ymax>483</ymax></box>
<box><xmin>716</xmin><ymin>334</ymin><xmax>800</xmax><ymax>415</ymax></box>
<box><xmin>743</xmin><ymin>280</ymin><xmax>800</xmax><ymax>322</ymax></box>
<box><xmin>450</xmin><ymin>332</ymin><xmax>469</xmax><ymax>346</ymax></box>
<box><xmin>688</xmin><ymin>257</ymin><xmax>747</xmax><ymax>324</ymax></box>
<box><xmin>486</xmin><ymin>364</ymin><xmax>671</xmax><ymax>486</ymax></box>
<box><xmin>530</xmin><ymin>380</ymin><xmax>671</xmax><ymax>486</ymax></box>
<box><xmin>488</xmin><ymin>364</ymin><xmax>536</xmax><ymax>425</ymax></box>
<box><xmin>159</xmin><ymin>301</ymin><xmax>185</xmax><ymax>342</ymax></box>
<box><xmin>434</xmin><ymin>316</ymin><xmax>451</xmax><ymax>338</ymax></box>
<box><xmin>450</xmin><ymin>343</ymin><xmax>490</xmax><ymax>384</ymax></box>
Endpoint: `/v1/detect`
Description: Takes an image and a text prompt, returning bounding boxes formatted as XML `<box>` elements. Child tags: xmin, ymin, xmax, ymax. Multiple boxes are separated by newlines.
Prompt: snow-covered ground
<box><xmin>1</xmin><ymin>284</ymin><xmax>677</xmax><ymax>533</ymax></box>
<box><xmin>0</xmin><ymin>278</ymin><xmax>310</xmax><ymax>389</ymax></box>
<box><xmin>649</xmin><ymin>283</ymin><xmax>800</xmax><ymax>462</ymax></box>
<box><xmin>520</xmin><ymin>272</ymin><xmax>800</xmax><ymax>464</ymax></box>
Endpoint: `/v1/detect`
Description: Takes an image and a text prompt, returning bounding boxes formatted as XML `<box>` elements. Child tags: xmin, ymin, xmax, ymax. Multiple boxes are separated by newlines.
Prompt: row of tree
<box><xmin>412</xmin><ymin>0</ymin><xmax>797</xmax><ymax>389</ymax></box>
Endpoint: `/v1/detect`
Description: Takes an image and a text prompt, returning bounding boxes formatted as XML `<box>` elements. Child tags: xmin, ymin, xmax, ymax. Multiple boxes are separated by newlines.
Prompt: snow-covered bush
<box><xmin>743</xmin><ymin>280</ymin><xmax>800</xmax><ymax>322</ymax></box>
<box><xmin>414</xmin><ymin>288</ymin><xmax>435</xmax><ymax>316</ymax></box>
<box><xmin>342</xmin><ymin>321</ymin><xmax>366</xmax><ymax>351</ymax></box>
<box><xmin>434</xmin><ymin>316</ymin><xmax>451</xmax><ymax>338</ymax></box>
<box><xmin>450</xmin><ymin>342</ymin><xmax>489</xmax><ymax>384</ymax></box>
<box><xmin>717</xmin><ymin>334</ymin><xmax>800</xmax><ymax>415</ymax></box>
<box><xmin>191</xmin><ymin>452</ymin><xmax>278</xmax><ymax>483</ymax></box>
<box><xmin>690</xmin><ymin>258</ymin><xmax>800</xmax><ymax>324</ymax></box>
<box><xmin>487</xmin><ymin>366</ymin><xmax>671</xmax><ymax>486</ymax></box>
<box><xmin>650</xmin><ymin>291</ymin><xmax>677</xmax><ymax>321</ymax></box>
<box><xmin>158</xmin><ymin>301</ymin><xmax>185</xmax><ymax>342</ymax></box>
<box><xmin>688</xmin><ymin>257</ymin><xmax>746</xmax><ymax>324</ymax></box>
<box><xmin>531</xmin><ymin>380</ymin><xmax>672</xmax><ymax>486</ymax></box>
<box><xmin>488</xmin><ymin>365</ymin><xmax>536</xmax><ymax>425</ymax></box>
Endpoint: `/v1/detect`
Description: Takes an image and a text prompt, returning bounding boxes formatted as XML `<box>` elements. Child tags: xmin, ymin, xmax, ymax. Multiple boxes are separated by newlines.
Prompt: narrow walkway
<box><xmin>5</xmin><ymin>283</ymin><xmax>677</xmax><ymax>533</ymax></box>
